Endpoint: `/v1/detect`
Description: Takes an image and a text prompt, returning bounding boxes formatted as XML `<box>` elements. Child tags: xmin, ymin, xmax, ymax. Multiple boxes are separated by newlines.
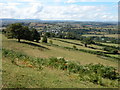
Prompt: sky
<box><xmin>0</xmin><ymin>0</ymin><xmax>119</xmax><ymax>21</ymax></box>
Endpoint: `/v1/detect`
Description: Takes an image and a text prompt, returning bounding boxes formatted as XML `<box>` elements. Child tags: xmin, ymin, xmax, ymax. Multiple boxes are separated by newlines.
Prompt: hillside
<box><xmin>2</xmin><ymin>33</ymin><xmax>119</xmax><ymax>88</ymax></box>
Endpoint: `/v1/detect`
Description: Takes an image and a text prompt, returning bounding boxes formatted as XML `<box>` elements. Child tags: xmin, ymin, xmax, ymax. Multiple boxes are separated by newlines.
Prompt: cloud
<box><xmin>66</xmin><ymin>0</ymin><xmax>76</xmax><ymax>3</ymax></box>
<box><xmin>36</xmin><ymin>4</ymin><xmax>117</xmax><ymax>21</ymax></box>
<box><xmin>66</xmin><ymin>0</ymin><xmax>119</xmax><ymax>3</ymax></box>
<box><xmin>66</xmin><ymin>0</ymin><xmax>96</xmax><ymax>3</ymax></box>
<box><xmin>0</xmin><ymin>2</ymin><xmax>43</xmax><ymax>19</ymax></box>
<box><xmin>0</xmin><ymin>1</ymin><xmax>117</xmax><ymax>21</ymax></box>
<box><xmin>1</xmin><ymin>0</ymin><xmax>41</xmax><ymax>3</ymax></box>
<box><xmin>54</xmin><ymin>0</ymin><xmax>62</xmax><ymax>3</ymax></box>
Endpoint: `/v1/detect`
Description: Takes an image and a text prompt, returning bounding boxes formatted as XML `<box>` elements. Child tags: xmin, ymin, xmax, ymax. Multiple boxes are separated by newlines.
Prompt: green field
<box><xmin>49</xmin><ymin>38</ymin><xmax>119</xmax><ymax>59</ymax></box>
<box><xmin>100</xmin><ymin>43</ymin><xmax>119</xmax><ymax>47</ymax></box>
<box><xmin>2</xmin><ymin>35</ymin><xmax>118</xmax><ymax>66</ymax></box>
<box><xmin>52</xmin><ymin>38</ymin><xmax>103</xmax><ymax>50</ymax></box>
<box><xmin>82</xmin><ymin>34</ymin><xmax>119</xmax><ymax>39</ymax></box>
<box><xmin>2</xmin><ymin>34</ymin><xmax>119</xmax><ymax>88</ymax></box>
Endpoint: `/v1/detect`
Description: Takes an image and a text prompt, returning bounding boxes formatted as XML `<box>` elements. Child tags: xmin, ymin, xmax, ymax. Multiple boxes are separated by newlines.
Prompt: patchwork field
<box><xmin>1</xmin><ymin>34</ymin><xmax>119</xmax><ymax>88</ymax></box>
<box><xmin>2</xmin><ymin>34</ymin><xmax>118</xmax><ymax>67</ymax></box>
<box><xmin>49</xmin><ymin>38</ymin><xmax>119</xmax><ymax>60</ymax></box>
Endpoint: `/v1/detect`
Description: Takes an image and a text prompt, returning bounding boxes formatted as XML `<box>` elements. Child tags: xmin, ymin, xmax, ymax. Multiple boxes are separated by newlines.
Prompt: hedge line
<box><xmin>51</xmin><ymin>39</ymin><xmax>120</xmax><ymax>62</ymax></box>
<box><xmin>94</xmin><ymin>43</ymin><xmax>120</xmax><ymax>50</ymax></box>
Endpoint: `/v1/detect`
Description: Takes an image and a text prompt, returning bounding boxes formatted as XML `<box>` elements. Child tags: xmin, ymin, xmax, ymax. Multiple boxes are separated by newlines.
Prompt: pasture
<box><xmin>2</xmin><ymin>34</ymin><xmax>118</xmax><ymax>67</ymax></box>
<box><xmin>49</xmin><ymin>38</ymin><xmax>119</xmax><ymax>60</ymax></box>
<box><xmin>2</xmin><ymin>56</ymin><xmax>109</xmax><ymax>88</ymax></box>
<box><xmin>2</xmin><ymin>33</ymin><xmax>119</xmax><ymax>88</ymax></box>
<box><xmin>82</xmin><ymin>34</ymin><xmax>119</xmax><ymax>39</ymax></box>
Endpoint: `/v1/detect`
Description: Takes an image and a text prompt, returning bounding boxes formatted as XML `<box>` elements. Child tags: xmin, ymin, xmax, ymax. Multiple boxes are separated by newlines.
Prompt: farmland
<box><xmin>1</xmin><ymin>20</ymin><xmax>120</xmax><ymax>88</ymax></box>
<box><xmin>2</xmin><ymin>34</ymin><xmax>118</xmax><ymax>66</ymax></box>
<box><xmin>82</xmin><ymin>34</ymin><xmax>119</xmax><ymax>39</ymax></box>
<box><xmin>2</xmin><ymin>32</ymin><xmax>120</xmax><ymax>88</ymax></box>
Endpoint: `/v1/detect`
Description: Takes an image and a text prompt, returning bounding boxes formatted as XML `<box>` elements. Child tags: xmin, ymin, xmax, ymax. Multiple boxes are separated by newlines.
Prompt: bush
<box><xmin>110</xmin><ymin>49</ymin><xmax>118</xmax><ymax>54</ymax></box>
<box><xmin>103</xmin><ymin>47</ymin><xmax>118</xmax><ymax>54</ymax></box>
<box><xmin>73</xmin><ymin>45</ymin><xmax>77</xmax><ymax>50</ymax></box>
<box><xmin>89</xmin><ymin>74</ymin><xmax>102</xmax><ymax>85</ymax></box>
<box><xmin>49</xmin><ymin>40</ymin><xmax>53</xmax><ymax>44</ymax></box>
<box><xmin>42</xmin><ymin>36</ymin><xmax>47</xmax><ymax>43</ymax></box>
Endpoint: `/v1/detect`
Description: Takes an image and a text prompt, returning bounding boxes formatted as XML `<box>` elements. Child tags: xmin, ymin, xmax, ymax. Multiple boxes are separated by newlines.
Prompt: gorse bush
<box><xmin>2</xmin><ymin>48</ymin><xmax>120</xmax><ymax>87</ymax></box>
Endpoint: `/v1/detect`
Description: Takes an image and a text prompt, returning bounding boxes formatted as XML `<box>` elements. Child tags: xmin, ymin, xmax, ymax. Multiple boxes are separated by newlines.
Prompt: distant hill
<box><xmin>1</xmin><ymin>18</ymin><xmax>117</xmax><ymax>27</ymax></box>
<box><xmin>1</xmin><ymin>18</ymin><xmax>40</xmax><ymax>23</ymax></box>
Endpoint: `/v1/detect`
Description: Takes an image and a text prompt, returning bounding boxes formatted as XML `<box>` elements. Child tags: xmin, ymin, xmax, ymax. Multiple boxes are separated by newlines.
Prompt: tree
<box><xmin>30</xmin><ymin>28</ymin><xmax>40</xmax><ymax>42</ymax></box>
<box><xmin>5</xmin><ymin>23</ymin><xmax>40</xmax><ymax>43</ymax></box>
<box><xmin>42</xmin><ymin>35</ymin><xmax>47</xmax><ymax>43</ymax></box>
<box><xmin>5</xmin><ymin>23</ymin><xmax>23</xmax><ymax>42</ymax></box>
<box><xmin>81</xmin><ymin>37</ymin><xmax>95</xmax><ymax>47</ymax></box>
<box><xmin>22</xmin><ymin>26</ymin><xmax>31</xmax><ymax>41</ymax></box>
<box><xmin>66</xmin><ymin>32</ymin><xmax>75</xmax><ymax>39</ymax></box>
<box><xmin>45</xmin><ymin>32</ymin><xmax>51</xmax><ymax>37</ymax></box>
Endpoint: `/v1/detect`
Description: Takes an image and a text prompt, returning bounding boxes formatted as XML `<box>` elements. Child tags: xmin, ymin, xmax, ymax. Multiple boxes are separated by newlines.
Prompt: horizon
<box><xmin>1</xmin><ymin>18</ymin><xmax>118</xmax><ymax>22</ymax></box>
<box><xmin>0</xmin><ymin>0</ymin><xmax>119</xmax><ymax>22</ymax></box>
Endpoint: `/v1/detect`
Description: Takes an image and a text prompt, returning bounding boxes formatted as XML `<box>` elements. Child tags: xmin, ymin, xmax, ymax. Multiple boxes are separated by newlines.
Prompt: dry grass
<box><xmin>49</xmin><ymin>38</ymin><xmax>103</xmax><ymax>51</ymax></box>
<box><xmin>82</xmin><ymin>34</ymin><xmax>119</xmax><ymax>39</ymax></box>
<box><xmin>101</xmin><ymin>42</ymin><xmax>119</xmax><ymax>47</ymax></box>
<box><xmin>2</xmin><ymin>34</ymin><xmax>118</xmax><ymax>67</ymax></box>
<box><xmin>2</xmin><ymin>57</ymin><xmax>103</xmax><ymax>88</ymax></box>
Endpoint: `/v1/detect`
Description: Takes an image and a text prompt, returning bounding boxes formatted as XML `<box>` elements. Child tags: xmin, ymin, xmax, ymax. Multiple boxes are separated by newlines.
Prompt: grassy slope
<box><xmin>3</xmin><ymin>57</ymin><xmax>104</xmax><ymax>88</ymax></box>
<box><xmin>2</xmin><ymin>34</ymin><xmax>119</xmax><ymax>88</ymax></box>
<box><xmin>2</xmin><ymin>35</ymin><xmax>118</xmax><ymax>67</ymax></box>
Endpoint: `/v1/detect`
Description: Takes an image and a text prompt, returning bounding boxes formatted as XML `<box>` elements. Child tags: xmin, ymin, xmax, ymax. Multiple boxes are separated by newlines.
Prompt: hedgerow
<box><xmin>51</xmin><ymin>39</ymin><xmax>120</xmax><ymax>61</ymax></box>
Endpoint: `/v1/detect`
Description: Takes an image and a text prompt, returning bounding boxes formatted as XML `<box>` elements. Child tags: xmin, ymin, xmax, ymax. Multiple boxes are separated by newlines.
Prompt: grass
<box><xmin>2</xmin><ymin>49</ymin><xmax>119</xmax><ymax>88</ymax></box>
<box><xmin>2</xmin><ymin>37</ymin><xmax>118</xmax><ymax>67</ymax></box>
<box><xmin>49</xmin><ymin>38</ymin><xmax>104</xmax><ymax>52</ymax></box>
<box><xmin>2</xmin><ymin>34</ymin><xmax>118</xmax><ymax>67</ymax></box>
<box><xmin>49</xmin><ymin>38</ymin><xmax>119</xmax><ymax>61</ymax></box>
<box><xmin>2</xmin><ymin>33</ymin><xmax>120</xmax><ymax>88</ymax></box>
<box><xmin>0</xmin><ymin>59</ymin><xmax>1</xmax><ymax>88</ymax></box>
<box><xmin>82</xmin><ymin>34</ymin><xmax>119</xmax><ymax>39</ymax></box>
<box><xmin>3</xmin><ymin>57</ymin><xmax>103</xmax><ymax>88</ymax></box>
<box><xmin>100</xmin><ymin>43</ymin><xmax>119</xmax><ymax>47</ymax></box>
<box><xmin>53</xmin><ymin>38</ymin><xmax>103</xmax><ymax>50</ymax></box>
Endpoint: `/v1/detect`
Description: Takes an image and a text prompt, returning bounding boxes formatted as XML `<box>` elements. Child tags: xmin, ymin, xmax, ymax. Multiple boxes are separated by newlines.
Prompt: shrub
<box><xmin>42</xmin><ymin>36</ymin><xmax>47</xmax><ymax>43</ymax></box>
<box><xmin>73</xmin><ymin>45</ymin><xmax>77</xmax><ymax>50</ymax></box>
<box><xmin>103</xmin><ymin>47</ymin><xmax>118</xmax><ymax>54</ymax></box>
<box><xmin>49</xmin><ymin>40</ymin><xmax>53</xmax><ymax>44</ymax></box>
